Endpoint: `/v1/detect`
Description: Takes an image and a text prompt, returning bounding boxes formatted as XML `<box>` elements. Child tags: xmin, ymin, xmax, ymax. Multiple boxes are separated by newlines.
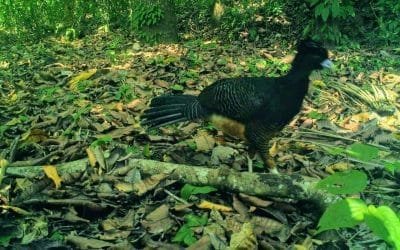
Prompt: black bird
<box><xmin>141</xmin><ymin>40</ymin><xmax>333</xmax><ymax>172</ymax></box>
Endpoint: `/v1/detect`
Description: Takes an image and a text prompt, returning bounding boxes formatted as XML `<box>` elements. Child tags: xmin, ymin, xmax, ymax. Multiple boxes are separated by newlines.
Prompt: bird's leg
<box><xmin>266</xmin><ymin>157</ymin><xmax>279</xmax><ymax>174</ymax></box>
<box><xmin>245</xmin><ymin>123</ymin><xmax>279</xmax><ymax>173</ymax></box>
<box><xmin>258</xmin><ymin>145</ymin><xmax>279</xmax><ymax>174</ymax></box>
<box><xmin>246</xmin><ymin>154</ymin><xmax>253</xmax><ymax>173</ymax></box>
<box><xmin>246</xmin><ymin>147</ymin><xmax>257</xmax><ymax>173</ymax></box>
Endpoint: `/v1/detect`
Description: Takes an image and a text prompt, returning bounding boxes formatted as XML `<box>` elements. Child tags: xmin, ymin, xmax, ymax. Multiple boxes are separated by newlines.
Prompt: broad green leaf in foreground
<box><xmin>317</xmin><ymin>198</ymin><xmax>367</xmax><ymax>234</ymax></box>
<box><xmin>172</xmin><ymin>214</ymin><xmax>208</xmax><ymax>246</ymax></box>
<box><xmin>346</xmin><ymin>143</ymin><xmax>380</xmax><ymax>162</ymax></box>
<box><xmin>364</xmin><ymin>205</ymin><xmax>400</xmax><ymax>249</ymax></box>
<box><xmin>316</xmin><ymin>170</ymin><xmax>368</xmax><ymax>195</ymax></box>
<box><xmin>172</xmin><ymin>225</ymin><xmax>197</xmax><ymax>246</ymax></box>
<box><xmin>185</xmin><ymin>214</ymin><xmax>208</xmax><ymax>227</ymax></box>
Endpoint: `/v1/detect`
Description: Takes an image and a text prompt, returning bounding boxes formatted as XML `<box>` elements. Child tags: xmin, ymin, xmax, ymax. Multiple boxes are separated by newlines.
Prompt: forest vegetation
<box><xmin>0</xmin><ymin>0</ymin><xmax>399</xmax><ymax>249</ymax></box>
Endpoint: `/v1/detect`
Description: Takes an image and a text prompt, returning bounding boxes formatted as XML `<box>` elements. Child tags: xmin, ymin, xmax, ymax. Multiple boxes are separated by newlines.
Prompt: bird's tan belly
<box><xmin>209</xmin><ymin>114</ymin><xmax>246</xmax><ymax>140</ymax></box>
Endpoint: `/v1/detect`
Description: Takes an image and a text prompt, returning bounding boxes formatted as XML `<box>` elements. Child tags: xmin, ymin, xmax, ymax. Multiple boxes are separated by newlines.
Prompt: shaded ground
<box><xmin>1</xmin><ymin>32</ymin><xmax>400</xmax><ymax>249</ymax></box>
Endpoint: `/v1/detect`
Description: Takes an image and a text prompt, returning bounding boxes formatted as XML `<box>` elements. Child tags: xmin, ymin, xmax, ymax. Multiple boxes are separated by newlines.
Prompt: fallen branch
<box><xmin>5</xmin><ymin>158</ymin><xmax>88</xmax><ymax>178</ymax></box>
<box><xmin>5</xmin><ymin>158</ymin><xmax>340</xmax><ymax>208</ymax></box>
<box><xmin>125</xmin><ymin>158</ymin><xmax>340</xmax><ymax>208</ymax></box>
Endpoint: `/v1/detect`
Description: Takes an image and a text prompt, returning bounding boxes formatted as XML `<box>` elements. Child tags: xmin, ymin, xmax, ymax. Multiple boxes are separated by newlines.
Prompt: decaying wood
<box><xmin>5</xmin><ymin>158</ymin><xmax>340</xmax><ymax>208</ymax></box>
<box><xmin>126</xmin><ymin>159</ymin><xmax>340</xmax><ymax>208</ymax></box>
<box><xmin>5</xmin><ymin>158</ymin><xmax>88</xmax><ymax>178</ymax></box>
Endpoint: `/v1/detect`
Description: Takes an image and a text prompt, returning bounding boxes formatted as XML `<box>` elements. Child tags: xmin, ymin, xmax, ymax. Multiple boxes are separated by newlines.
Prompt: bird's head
<box><xmin>295</xmin><ymin>39</ymin><xmax>333</xmax><ymax>70</ymax></box>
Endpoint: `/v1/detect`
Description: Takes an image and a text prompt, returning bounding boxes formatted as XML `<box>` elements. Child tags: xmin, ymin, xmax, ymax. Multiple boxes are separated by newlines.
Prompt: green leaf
<box><xmin>49</xmin><ymin>231</ymin><xmax>64</xmax><ymax>241</ymax></box>
<box><xmin>172</xmin><ymin>225</ymin><xmax>197</xmax><ymax>246</ymax></box>
<box><xmin>346</xmin><ymin>198</ymin><xmax>369</xmax><ymax>221</ymax></box>
<box><xmin>185</xmin><ymin>214</ymin><xmax>208</xmax><ymax>227</ymax></box>
<box><xmin>143</xmin><ymin>143</ymin><xmax>152</xmax><ymax>158</ymax></box>
<box><xmin>384</xmin><ymin>161</ymin><xmax>400</xmax><ymax>174</ymax></box>
<box><xmin>364</xmin><ymin>205</ymin><xmax>400</xmax><ymax>249</ymax></box>
<box><xmin>315</xmin><ymin>4</ymin><xmax>324</xmax><ymax>18</ymax></box>
<box><xmin>180</xmin><ymin>184</ymin><xmax>217</xmax><ymax>200</ymax></box>
<box><xmin>346</xmin><ymin>143</ymin><xmax>380</xmax><ymax>162</ymax></box>
<box><xmin>317</xmin><ymin>198</ymin><xmax>366</xmax><ymax>234</ymax></box>
<box><xmin>307</xmin><ymin>111</ymin><xmax>327</xmax><ymax>120</ymax></box>
<box><xmin>323</xmin><ymin>145</ymin><xmax>345</xmax><ymax>156</ymax></box>
<box><xmin>91</xmin><ymin>135</ymin><xmax>113</xmax><ymax>147</ymax></box>
<box><xmin>321</xmin><ymin>6</ymin><xmax>330</xmax><ymax>22</ymax></box>
<box><xmin>316</xmin><ymin>170</ymin><xmax>368</xmax><ymax>194</ymax></box>
<box><xmin>0</xmin><ymin>235</ymin><xmax>12</xmax><ymax>247</ymax></box>
<box><xmin>170</xmin><ymin>84</ymin><xmax>184</xmax><ymax>91</ymax></box>
<box><xmin>331</xmin><ymin>0</ymin><xmax>341</xmax><ymax>18</ymax></box>
<box><xmin>0</xmin><ymin>125</ymin><xmax>8</xmax><ymax>137</ymax></box>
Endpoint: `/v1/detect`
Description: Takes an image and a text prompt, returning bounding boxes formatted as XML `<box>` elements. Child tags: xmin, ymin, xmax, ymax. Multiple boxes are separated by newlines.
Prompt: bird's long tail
<box><xmin>141</xmin><ymin>94</ymin><xmax>206</xmax><ymax>128</ymax></box>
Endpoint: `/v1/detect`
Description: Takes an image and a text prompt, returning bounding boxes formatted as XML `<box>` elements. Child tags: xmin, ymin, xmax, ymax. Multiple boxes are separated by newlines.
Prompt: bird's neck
<box><xmin>279</xmin><ymin>66</ymin><xmax>314</xmax><ymax>100</ymax></box>
<box><xmin>286</xmin><ymin>56</ymin><xmax>315</xmax><ymax>81</ymax></box>
<box><xmin>284</xmin><ymin>67</ymin><xmax>313</xmax><ymax>86</ymax></box>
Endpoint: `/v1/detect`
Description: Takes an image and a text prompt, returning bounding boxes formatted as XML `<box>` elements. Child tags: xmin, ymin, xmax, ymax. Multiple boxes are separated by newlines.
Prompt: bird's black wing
<box><xmin>198</xmin><ymin>77</ymin><xmax>271</xmax><ymax>122</ymax></box>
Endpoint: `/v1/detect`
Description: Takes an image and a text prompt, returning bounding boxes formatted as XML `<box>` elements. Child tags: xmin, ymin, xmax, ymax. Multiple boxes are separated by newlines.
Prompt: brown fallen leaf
<box><xmin>238</xmin><ymin>193</ymin><xmax>273</xmax><ymax>208</ymax></box>
<box><xmin>378</xmin><ymin>115</ymin><xmax>400</xmax><ymax>131</ymax></box>
<box><xmin>232</xmin><ymin>194</ymin><xmax>249</xmax><ymax>218</ymax></box>
<box><xmin>141</xmin><ymin>204</ymin><xmax>175</xmax><ymax>234</ymax></box>
<box><xmin>101</xmin><ymin>209</ymin><xmax>135</xmax><ymax>231</ymax></box>
<box><xmin>115</xmin><ymin>173</ymin><xmax>167</xmax><ymax>196</ymax></box>
<box><xmin>133</xmin><ymin>173</ymin><xmax>168</xmax><ymax>196</ymax></box>
<box><xmin>197</xmin><ymin>200</ymin><xmax>232</xmax><ymax>212</ymax></box>
<box><xmin>325</xmin><ymin>161</ymin><xmax>353</xmax><ymax>174</ymax></box>
<box><xmin>229</xmin><ymin>222</ymin><xmax>258</xmax><ymax>250</ymax></box>
<box><xmin>194</xmin><ymin>131</ymin><xmax>216</xmax><ymax>152</ymax></box>
<box><xmin>65</xmin><ymin>234</ymin><xmax>114</xmax><ymax>249</ymax></box>
<box><xmin>126</xmin><ymin>98</ymin><xmax>142</xmax><ymax>109</ymax></box>
<box><xmin>113</xmin><ymin>102</ymin><xmax>124</xmax><ymax>111</ymax></box>
<box><xmin>86</xmin><ymin>147</ymin><xmax>97</xmax><ymax>167</ymax></box>
<box><xmin>342</xmin><ymin>112</ymin><xmax>375</xmax><ymax>132</ymax></box>
<box><xmin>21</xmin><ymin>129</ymin><xmax>48</xmax><ymax>143</ymax></box>
<box><xmin>382</xmin><ymin>73</ymin><xmax>400</xmax><ymax>84</ymax></box>
<box><xmin>269</xmin><ymin>141</ymin><xmax>279</xmax><ymax>157</ymax></box>
<box><xmin>69</xmin><ymin>69</ymin><xmax>97</xmax><ymax>91</ymax></box>
<box><xmin>43</xmin><ymin>165</ymin><xmax>62</xmax><ymax>189</ymax></box>
<box><xmin>154</xmin><ymin>79</ymin><xmax>170</xmax><ymax>88</ymax></box>
<box><xmin>250</xmin><ymin>215</ymin><xmax>285</xmax><ymax>234</ymax></box>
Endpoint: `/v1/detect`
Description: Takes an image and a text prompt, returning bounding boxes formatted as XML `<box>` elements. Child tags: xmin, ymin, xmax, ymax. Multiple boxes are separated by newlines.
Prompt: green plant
<box><xmin>178</xmin><ymin>69</ymin><xmax>199</xmax><ymax>84</ymax></box>
<box><xmin>186</xmin><ymin>51</ymin><xmax>203</xmax><ymax>66</ymax></box>
<box><xmin>316</xmin><ymin>170</ymin><xmax>368</xmax><ymax>195</ymax></box>
<box><xmin>114</xmin><ymin>83</ymin><xmax>135</xmax><ymax>102</ymax></box>
<box><xmin>307</xmin><ymin>110</ymin><xmax>327</xmax><ymax>120</ymax></box>
<box><xmin>180</xmin><ymin>184</ymin><xmax>217</xmax><ymax>200</ymax></box>
<box><xmin>106</xmin><ymin>49</ymin><xmax>117</xmax><ymax>62</ymax></box>
<box><xmin>304</xmin><ymin>0</ymin><xmax>355</xmax><ymax>43</ymax></box>
<box><xmin>72</xmin><ymin>105</ymin><xmax>92</xmax><ymax>122</ymax></box>
<box><xmin>131</xmin><ymin>1</ymin><xmax>164</xmax><ymax>42</ymax></box>
<box><xmin>172</xmin><ymin>213</ymin><xmax>208</xmax><ymax>246</ymax></box>
<box><xmin>36</xmin><ymin>86</ymin><xmax>62</xmax><ymax>103</ymax></box>
<box><xmin>316</xmin><ymin>149</ymin><xmax>400</xmax><ymax>248</ymax></box>
<box><xmin>0</xmin><ymin>0</ymin><xmax>133</xmax><ymax>42</ymax></box>
<box><xmin>64</xmin><ymin>28</ymin><xmax>76</xmax><ymax>41</ymax></box>
<box><xmin>91</xmin><ymin>135</ymin><xmax>112</xmax><ymax>147</ymax></box>
<box><xmin>125</xmin><ymin>145</ymin><xmax>141</xmax><ymax>154</ymax></box>
<box><xmin>322</xmin><ymin>142</ymin><xmax>400</xmax><ymax>174</ymax></box>
<box><xmin>370</xmin><ymin>0</ymin><xmax>400</xmax><ymax>45</ymax></box>
<box><xmin>142</xmin><ymin>143</ymin><xmax>152</xmax><ymax>158</ymax></box>
<box><xmin>0</xmin><ymin>125</ymin><xmax>8</xmax><ymax>138</ymax></box>
<box><xmin>318</xmin><ymin>198</ymin><xmax>400</xmax><ymax>249</ymax></box>
<box><xmin>132</xmin><ymin>2</ymin><xmax>163</xmax><ymax>28</ymax></box>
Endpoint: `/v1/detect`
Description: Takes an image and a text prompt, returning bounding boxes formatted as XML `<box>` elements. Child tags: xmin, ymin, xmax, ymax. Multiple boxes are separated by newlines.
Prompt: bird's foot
<box><xmin>266</xmin><ymin>158</ymin><xmax>279</xmax><ymax>175</ymax></box>
<box><xmin>247</xmin><ymin>154</ymin><xmax>253</xmax><ymax>173</ymax></box>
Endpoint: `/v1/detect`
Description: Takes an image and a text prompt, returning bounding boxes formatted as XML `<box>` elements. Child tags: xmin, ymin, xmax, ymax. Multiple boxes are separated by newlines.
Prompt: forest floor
<box><xmin>1</xmin><ymin>32</ymin><xmax>400</xmax><ymax>249</ymax></box>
